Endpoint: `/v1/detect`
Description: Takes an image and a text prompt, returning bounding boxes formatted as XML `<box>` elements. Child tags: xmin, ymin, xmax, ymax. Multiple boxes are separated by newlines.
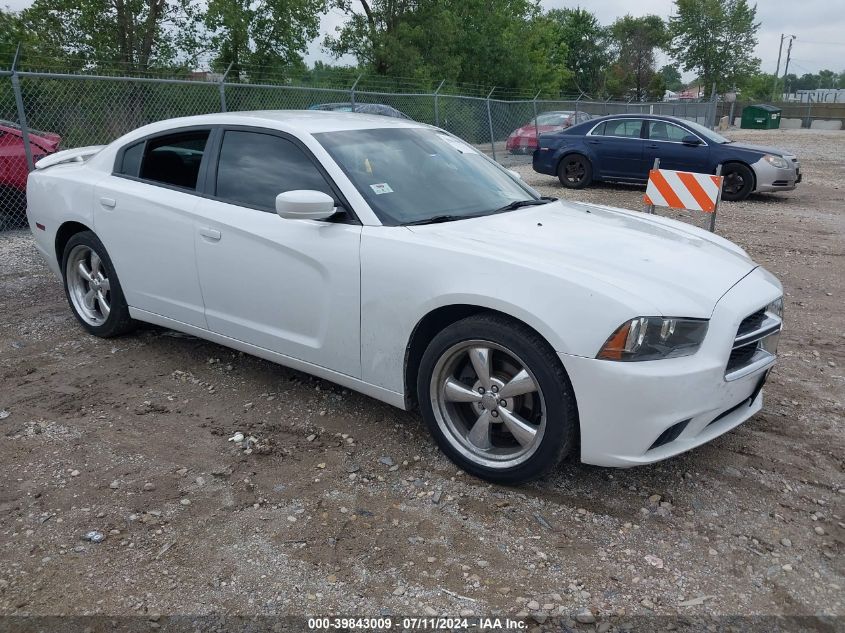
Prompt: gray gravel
<box><xmin>0</xmin><ymin>129</ymin><xmax>842</xmax><ymax>628</ymax></box>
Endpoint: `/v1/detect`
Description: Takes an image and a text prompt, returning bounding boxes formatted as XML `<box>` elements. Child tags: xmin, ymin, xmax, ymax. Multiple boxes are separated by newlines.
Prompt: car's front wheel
<box><xmin>721</xmin><ymin>162</ymin><xmax>754</xmax><ymax>201</ymax></box>
<box><xmin>62</xmin><ymin>231</ymin><xmax>135</xmax><ymax>337</ymax></box>
<box><xmin>557</xmin><ymin>154</ymin><xmax>593</xmax><ymax>188</ymax></box>
<box><xmin>417</xmin><ymin>314</ymin><xmax>578</xmax><ymax>484</ymax></box>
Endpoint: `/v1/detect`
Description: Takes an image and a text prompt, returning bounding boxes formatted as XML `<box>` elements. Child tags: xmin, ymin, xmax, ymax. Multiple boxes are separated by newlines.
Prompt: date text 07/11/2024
<box><xmin>307</xmin><ymin>617</ymin><xmax>528</xmax><ymax>630</ymax></box>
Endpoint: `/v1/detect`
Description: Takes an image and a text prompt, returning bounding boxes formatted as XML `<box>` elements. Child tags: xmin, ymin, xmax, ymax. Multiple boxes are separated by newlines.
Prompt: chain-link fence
<box><xmin>716</xmin><ymin>99</ymin><xmax>845</xmax><ymax>130</ymax></box>
<box><xmin>0</xmin><ymin>68</ymin><xmax>716</xmax><ymax>231</ymax></box>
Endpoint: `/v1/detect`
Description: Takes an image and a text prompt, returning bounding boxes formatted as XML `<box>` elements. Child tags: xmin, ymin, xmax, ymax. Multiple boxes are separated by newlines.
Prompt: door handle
<box><xmin>99</xmin><ymin>197</ymin><xmax>116</xmax><ymax>208</ymax></box>
<box><xmin>646</xmin><ymin>144</ymin><xmax>659</xmax><ymax>149</ymax></box>
<box><xmin>587</xmin><ymin>140</ymin><xmax>600</xmax><ymax>145</ymax></box>
<box><xmin>199</xmin><ymin>227</ymin><xmax>221</xmax><ymax>241</ymax></box>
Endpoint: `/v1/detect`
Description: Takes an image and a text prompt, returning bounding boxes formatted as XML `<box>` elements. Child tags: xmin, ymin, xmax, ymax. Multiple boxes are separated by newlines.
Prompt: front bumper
<box><xmin>751</xmin><ymin>155</ymin><xmax>801</xmax><ymax>193</ymax></box>
<box><xmin>564</xmin><ymin>266</ymin><xmax>783</xmax><ymax>467</ymax></box>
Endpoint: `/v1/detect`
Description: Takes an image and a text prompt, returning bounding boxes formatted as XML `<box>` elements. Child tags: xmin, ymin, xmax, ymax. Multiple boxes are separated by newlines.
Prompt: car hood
<box><xmin>406</xmin><ymin>200</ymin><xmax>757</xmax><ymax>318</ymax></box>
<box><xmin>723</xmin><ymin>141</ymin><xmax>792</xmax><ymax>157</ymax></box>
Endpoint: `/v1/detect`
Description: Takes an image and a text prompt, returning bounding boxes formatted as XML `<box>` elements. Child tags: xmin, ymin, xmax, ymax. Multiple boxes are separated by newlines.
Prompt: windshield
<box><xmin>683</xmin><ymin>119</ymin><xmax>731</xmax><ymax>144</ymax></box>
<box><xmin>535</xmin><ymin>112</ymin><xmax>574</xmax><ymax>126</ymax></box>
<box><xmin>315</xmin><ymin>128</ymin><xmax>539</xmax><ymax>225</ymax></box>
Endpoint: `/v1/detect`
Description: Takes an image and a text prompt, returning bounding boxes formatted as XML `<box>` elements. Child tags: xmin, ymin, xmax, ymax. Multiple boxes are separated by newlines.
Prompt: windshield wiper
<box><xmin>403</xmin><ymin>214</ymin><xmax>466</xmax><ymax>226</ymax></box>
<box><xmin>491</xmin><ymin>196</ymin><xmax>557</xmax><ymax>213</ymax></box>
<box><xmin>403</xmin><ymin>197</ymin><xmax>557</xmax><ymax>226</ymax></box>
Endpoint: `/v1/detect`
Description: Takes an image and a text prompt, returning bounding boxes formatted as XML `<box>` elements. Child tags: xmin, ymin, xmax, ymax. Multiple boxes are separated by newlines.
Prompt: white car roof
<box><xmin>128</xmin><ymin>110</ymin><xmax>426</xmax><ymax>137</ymax></box>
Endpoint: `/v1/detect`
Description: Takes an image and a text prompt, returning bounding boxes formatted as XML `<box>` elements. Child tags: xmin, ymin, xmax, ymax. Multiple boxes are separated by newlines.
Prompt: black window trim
<box><xmin>111</xmin><ymin>124</ymin><xmax>360</xmax><ymax>225</ymax></box>
<box><xmin>112</xmin><ymin>125</ymin><xmax>215</xmax><ymax>194</ymax></box>
<box><xmin>203</xmin><ymin>125</ymin><xmax>359</xmax><ymax>225</ymax></box>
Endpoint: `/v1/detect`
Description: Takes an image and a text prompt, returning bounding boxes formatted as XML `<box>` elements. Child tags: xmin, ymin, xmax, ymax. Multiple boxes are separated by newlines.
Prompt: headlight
<box><xmin>766</xmin><ymin>296</ymin><xmax>784</xmax><ymax>321</ymax></box>
<box><xmin>763</xmin><ymin>154</ymin><xmax>789</xmax><ymax>169</ymax></box>
<box><xmin>597</xmin><ymin>317</ymin><xmax>709</xmax><ymax>361</ymax></box>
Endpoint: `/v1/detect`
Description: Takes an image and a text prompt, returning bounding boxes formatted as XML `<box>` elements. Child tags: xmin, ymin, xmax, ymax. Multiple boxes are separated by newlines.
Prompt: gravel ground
<box><xmin>0</xmin><ymin>128</ymin><xmax>842</xmax><ymax>631</ymax></box>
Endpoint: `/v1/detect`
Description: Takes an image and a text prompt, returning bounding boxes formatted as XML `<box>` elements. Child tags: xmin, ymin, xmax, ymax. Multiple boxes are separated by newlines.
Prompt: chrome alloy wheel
<box><xmin>430</xmin><ymin>340</ymin><xmax>546</xmax><ymax>469</ymax></box>
<box><xmin>66</xmin><ymin>244</ymin><xmax>111</xmax><ymax>326</ymax></box>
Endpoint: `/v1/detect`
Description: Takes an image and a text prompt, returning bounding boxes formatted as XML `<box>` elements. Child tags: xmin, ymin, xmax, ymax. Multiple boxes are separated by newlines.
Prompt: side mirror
<box><xmin>682</xmin><ymin>135</ymin><xmax>703</xmax><ymax>146</ymax></box>
<box><xmin>275</xmin><ymin>190</ymin><xmax>336</xmax><ymax>220</ymax></box>
<box><xmin>507</xmin><ymin>169</ymin><xmax>522</xmax><ymax>180</ymax></box>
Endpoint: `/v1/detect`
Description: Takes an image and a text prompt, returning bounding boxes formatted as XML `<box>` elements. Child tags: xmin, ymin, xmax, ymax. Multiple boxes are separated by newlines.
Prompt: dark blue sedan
<box><xmin>532</xmin><ymin>114</ymin><xmax>801</xmax><ymax>201</ymax></box>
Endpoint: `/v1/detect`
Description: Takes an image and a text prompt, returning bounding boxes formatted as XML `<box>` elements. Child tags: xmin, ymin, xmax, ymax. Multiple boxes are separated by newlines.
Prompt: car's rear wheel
<box><xmin>557</xmin><ymin>154</ymin><xmax>593</xmax><ymax>188</ymax></box>
<box><xmin>62</xmin><ymin>231</ymin><xmax>135</xmax><ymax>337</ymax></box>
<box><xmin>721</xmin><ymin>163</ymin><xmax>754</xmax><ymax>201</ymax></box>
<box><xmin>417</xmin><ymin>314</ymin><xmax>577</xmax><ymax>484</ymax></box>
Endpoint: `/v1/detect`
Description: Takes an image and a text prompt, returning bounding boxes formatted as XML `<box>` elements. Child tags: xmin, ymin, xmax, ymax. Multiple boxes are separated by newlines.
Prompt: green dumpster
<box><xmin>741</xmin><ymin>104</ymin><xmax>781</xmax><ymax>129</ymax></box>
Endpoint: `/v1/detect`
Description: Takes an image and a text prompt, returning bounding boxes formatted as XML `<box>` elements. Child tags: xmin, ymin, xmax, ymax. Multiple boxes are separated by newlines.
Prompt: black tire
<box><xmin>417</xmin><ymin>313</ymin><xmax>578</xmax><ymax>485</ymax></box>
<box><xmin>61</xmin><ymin>231</ymin><xmax>136</xmax><ymax>337</ymax></box>
<box><xmin>557</xmin><ymin>153</ymin><xmax>593</xmax><ymax>189</ymax></box>
<box><xmin>721</xmin><ymin>162</ymin><xmax>754</xmax><ymax>201</ymax></box>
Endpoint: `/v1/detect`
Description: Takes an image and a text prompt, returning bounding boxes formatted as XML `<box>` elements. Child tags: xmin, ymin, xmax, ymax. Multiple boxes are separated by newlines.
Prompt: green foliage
<box><xmin>784</xmin><ymin>70</ymin><xmax>842</xmax><ymax>92</ymax></box>
<box><xmin>669</xmin><ymin>0</ymin><xmax>760</xmax><ymax>94</ymax></box>
<box><xmin>20</xmin><ymin>0</ymin><xmax>200</xmax><ymax>71</ymax></box>
<box><xmin>3</xmin><ymin>0</ymin><xmax>800</xmax><ymax>104</ymax></box>
<box><xmin>659</xmin><ymin>64</ymin><xmax>684</xmax><ymax>92</ymax></box>
<box><xmin>606</xmin><ymin>15</ymin><xmax>667</xmax><ymax>101</ymax></box>
<box><xmin>546</xmin><ymin>7</ymin><xmax>611</xmax><ymax>97</ymax></box>
<box><xmin>203</xmin><ymin>0</ymin><xmax>324</xmax><ymax>81</ymax></box>
<box><xmin>737</xmin><ymin>72</ymin><xmax>777</xmax><ymax>100</ymax></box>
<box><xmin>326</xmin><ymin>0</ymin><xmax>571</xmax><ymax>96</ymax></box>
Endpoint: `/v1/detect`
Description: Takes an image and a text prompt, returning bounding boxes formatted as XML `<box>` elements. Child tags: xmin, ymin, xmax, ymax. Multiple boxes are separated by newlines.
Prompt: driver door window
<box><xmin>647</xmin><ymin>121</ymin><xmax>692</xmax><ymax>143</ymax></box>
<box><xmin>214</xmin><ymin>130</ymin><xmax>335</xmax><ymax>211</ymax></box>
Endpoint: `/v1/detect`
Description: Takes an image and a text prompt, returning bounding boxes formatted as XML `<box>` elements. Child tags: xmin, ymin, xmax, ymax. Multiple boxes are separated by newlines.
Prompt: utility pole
<box><xmin>781</xmin><ymin>35</ymin><xmax>796</xmax><ymax>100</ymax></box>
<box><xmin>772</xmin><ymin>34</ymin><xmax>785</xmax><ymax>99</ymax></box>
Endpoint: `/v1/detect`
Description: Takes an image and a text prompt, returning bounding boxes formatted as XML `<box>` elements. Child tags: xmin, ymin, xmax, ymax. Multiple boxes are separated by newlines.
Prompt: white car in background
<box><xmin>27</xmin><ymin>111</ymin><xmax>783</xmax><ymax>484</ymax></box>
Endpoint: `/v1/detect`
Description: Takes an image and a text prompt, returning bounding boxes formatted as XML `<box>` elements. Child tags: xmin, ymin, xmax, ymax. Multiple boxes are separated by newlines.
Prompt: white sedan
<box><xmin>27</xmin><ymin>111</ymin><xmax>783</xmax><ymax>484</ymax></box>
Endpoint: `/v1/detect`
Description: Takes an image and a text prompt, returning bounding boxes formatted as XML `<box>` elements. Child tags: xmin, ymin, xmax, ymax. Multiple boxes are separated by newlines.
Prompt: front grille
<box><xmin>771</xmin><ymin>180</ymin><xmax>789</xmax><ymax>187</ymax></box>
<box><xmin>725</xmin><ymin>303</ymin><xmax>782</xmax><ymax>379</ymax></box>
<box><xmin>737</xmin><ymin>308</ymin><xmax>766</xmax><ymax>337</ymax></box>
<box><xmin>727</xmin><ymin>345</ymin><xmax>758</xmax><ymax>372</ymax></box>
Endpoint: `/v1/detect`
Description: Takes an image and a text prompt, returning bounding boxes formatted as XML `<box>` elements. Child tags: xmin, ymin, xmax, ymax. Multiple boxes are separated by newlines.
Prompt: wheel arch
<box><xmin>720</xmin><ymin>159</ymin><xmax>757</xmax><ymax>192</ymax></box>
<box><xmin>55</xmin><ymin>221</ymin><xmax>93</xmax><ymax>265</ymax></box>
<box><xmin>402</xmin><ymin>304</ymin><xmax>574</xmax><ymax>411</ymax></box>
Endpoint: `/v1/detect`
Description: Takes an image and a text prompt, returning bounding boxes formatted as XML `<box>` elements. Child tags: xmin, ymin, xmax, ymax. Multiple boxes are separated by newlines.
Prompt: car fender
<box><xmin>553</xmin><ymin>145</ymin><xmax>596</xmax><ymax>175</ymax></box>
<box><xmin>26</xmin><ymin>165</ymin><xmax>101</xmax><ymax>277</ymax></box>
<box><xmin>359</xmin><ymin>226</ymin><xmax>656</xmax><ymax>397</ymax></box>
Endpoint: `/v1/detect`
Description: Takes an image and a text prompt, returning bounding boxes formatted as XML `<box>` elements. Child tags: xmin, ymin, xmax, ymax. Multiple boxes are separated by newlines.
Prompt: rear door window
<box><xmin>118</xmin><ymin>141</ymin><xmax>144</xmax><ymax>177</ymax></box>
<box><xmin>135</xmin><ymin>130</ymin><xmax>210</xmax><ymax>190</ymax></box>
<box><xmin>599</xmin><ymin>119</ymin><xmax>644</xmax><ymax>139</ymax></box>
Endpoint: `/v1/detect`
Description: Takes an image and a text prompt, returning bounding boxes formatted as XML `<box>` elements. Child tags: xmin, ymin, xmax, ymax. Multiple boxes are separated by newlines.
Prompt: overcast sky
<box><xmin>4</xmin><ymin>0</ymin><xmax>843</xmax><ymax>77</ymax></box>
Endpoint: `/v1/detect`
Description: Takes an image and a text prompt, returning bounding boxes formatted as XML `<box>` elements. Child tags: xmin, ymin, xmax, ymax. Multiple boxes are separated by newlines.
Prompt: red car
<box><xmin>506</xmin><ymin>110</ymin><xmax>592</xmax><ymax>154</ymax></box>
<box><xmin>1</xmin><ymin>120</ymin><xmax>61</xmax><ymax>227</ymax></box>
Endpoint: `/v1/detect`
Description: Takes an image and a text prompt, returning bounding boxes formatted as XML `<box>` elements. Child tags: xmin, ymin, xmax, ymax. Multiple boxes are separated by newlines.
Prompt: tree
<box><xmin>737</xmin><ymin>71</ymin><xmax>777</xmax><ymax>100</ymax></box>
<box><xmin>669</xmin><ymin>0</ymin><xmax>760</xmax><ymax>95</ymax></box>
<box><xmin>203</xmin><ymin>0</ymin><xmax>324</xmax><ymax>80</ymax></box>
<box><xmin>22</xmin><ymin>0</ymin><xmax>200</xmax><ymax>71</ymax></box>
<box><xmin>326</xmin><ymin>0</ymin><xmax>570</xmax><ymax>95</ymax></box>
<box><xmin>546</xmin><ymin>7</ymin><xmax>611</xmax><ymax>97</ymax></box>
<box><xmin>607</xmin><ymin>15</ymin><xmax>666</xmax><ymax>101</ymax></box>
<box><xmin>659</xmin><ymin>64</ymin><xmax>684</xmax><ymax>92</ymax></box>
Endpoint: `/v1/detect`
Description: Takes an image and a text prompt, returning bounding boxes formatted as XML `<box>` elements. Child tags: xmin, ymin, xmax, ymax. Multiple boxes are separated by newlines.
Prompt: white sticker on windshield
<box><xmin>369</xmin><ymin>182</ymin><xmax>394</xmax><ymax>195</ymax></box>
<box><xmin>438</xmin><ymin>134</ymin><xmax>478</xmax><ymax>154</ymax></box>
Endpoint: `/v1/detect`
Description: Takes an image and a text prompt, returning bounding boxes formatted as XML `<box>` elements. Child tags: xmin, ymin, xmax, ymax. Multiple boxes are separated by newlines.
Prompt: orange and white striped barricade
<box><xmin>643</xmin><ymin>159</ymin><xmax>724</xmax><ymax>232</ymax></box>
